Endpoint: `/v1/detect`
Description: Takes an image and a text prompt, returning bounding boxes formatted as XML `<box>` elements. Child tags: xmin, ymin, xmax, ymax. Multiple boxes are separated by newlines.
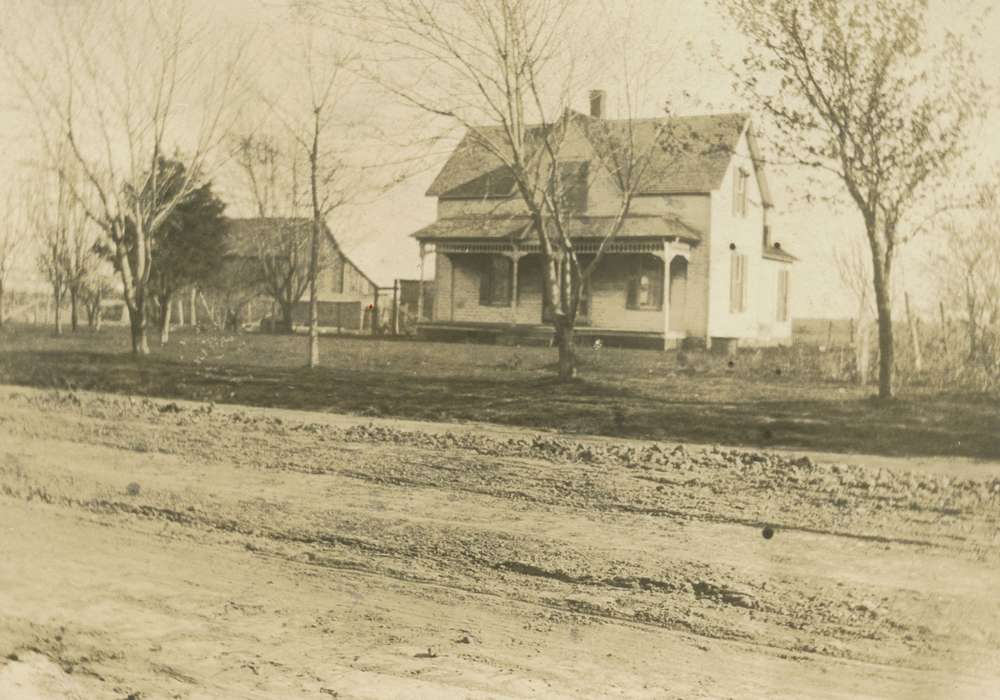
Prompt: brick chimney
<box><xmin>589</xmin><ymin>90</ymin><xmax>606</xmax><ymax>119</ymax></box>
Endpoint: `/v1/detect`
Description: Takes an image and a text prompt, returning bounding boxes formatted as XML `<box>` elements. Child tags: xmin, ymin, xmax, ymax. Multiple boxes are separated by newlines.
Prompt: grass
<box><xmin>1</xmin><ymin>323</ymin><xmax>997</xmax><ymax>460</ymax></box>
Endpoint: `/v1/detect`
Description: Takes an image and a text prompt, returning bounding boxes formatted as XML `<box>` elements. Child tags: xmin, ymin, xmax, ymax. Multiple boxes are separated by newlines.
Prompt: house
<box><xmin>411</xmin><ymin>94</ymin><xmax>796</xmax><ymax>350</ymax></box>
<box><xmin>224</xmin><ymin>217</ymin><xmax>381</xmax><ymax>333</ymax></box>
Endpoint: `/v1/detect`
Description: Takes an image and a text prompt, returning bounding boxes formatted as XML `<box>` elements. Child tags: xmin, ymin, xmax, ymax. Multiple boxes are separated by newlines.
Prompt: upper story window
<box><xmin>479</xmin><ymin>255</ymin><xmax>513</xmax><ymax>307</ymax></box>
<box><xmin>733</xmin><ymin>167</ymin><xmax>750</xmax><ymax>217</ymax></box>
<box><xmin>626</xmin><ymin>256</ymin><xmax>663</xmax><ymax>310</ymax></box>
<box><xmin>730</xmin><ymin>251</ymin><xmax>748</xmax><ymax>314</ymax></box>
<box><xmin>549</xmin><ymin>161</ymin><xmax>589</xmax><ymax>213</ymax></box>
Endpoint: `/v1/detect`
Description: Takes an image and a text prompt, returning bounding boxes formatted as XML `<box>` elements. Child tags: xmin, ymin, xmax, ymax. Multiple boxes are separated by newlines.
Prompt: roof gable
<box><xmin>224</xmin><ymin>217</ymin><xmax>380</xmax><ymax>288</ymax></box>
<box><xmin>426</xmin><ymin>112</ymin><xmax>751</xmax><ymax>200</ymax></box>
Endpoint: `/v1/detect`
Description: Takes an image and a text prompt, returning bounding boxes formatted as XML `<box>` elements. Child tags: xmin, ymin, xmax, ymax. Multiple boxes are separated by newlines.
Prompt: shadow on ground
<box><xmin>2</xmin><ymin>347</ymin><xmax>997</xmax><ymax>460</ymax></box>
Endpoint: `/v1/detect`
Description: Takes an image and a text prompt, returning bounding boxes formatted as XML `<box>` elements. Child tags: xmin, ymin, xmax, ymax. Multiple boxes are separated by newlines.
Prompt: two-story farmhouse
<box><xmin>412</xmin><ymin>95</ymin><xmax>795</xmax><ymax>349</ymax></box>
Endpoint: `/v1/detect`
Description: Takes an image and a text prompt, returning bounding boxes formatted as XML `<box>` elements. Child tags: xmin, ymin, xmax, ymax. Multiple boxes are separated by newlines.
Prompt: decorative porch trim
<box><xmin>436</xmin><ymin>237</ymin><xmax>692</xmax><ymax>258</ymax></box>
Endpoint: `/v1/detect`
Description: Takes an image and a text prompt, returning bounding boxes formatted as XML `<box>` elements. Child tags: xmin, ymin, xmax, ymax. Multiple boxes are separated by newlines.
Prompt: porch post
<box><xmin>663</xmin><ymin>240</ymin><xmax>671</xmax><ymax>351</ymax></box>
<box><xmin>417</xmin><ymin>241</ymin><xmax>426</xmax><ymax>322</ymax></box>
<box><xmin>510</xmin><ymin>246</ymin><xmax>520</xmax><ymax>325</ymax></box>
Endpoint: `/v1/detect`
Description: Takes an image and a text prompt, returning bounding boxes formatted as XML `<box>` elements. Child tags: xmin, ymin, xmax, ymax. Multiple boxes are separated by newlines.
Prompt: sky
<box><xmin>2</xmin><ymin>0</ymin><xmax>999</xmax><ymax>318</ymax></box>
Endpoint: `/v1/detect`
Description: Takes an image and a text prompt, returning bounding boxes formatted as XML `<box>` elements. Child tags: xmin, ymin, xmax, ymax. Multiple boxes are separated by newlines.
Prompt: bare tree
<box><xmin>0</xmin><ymin>186</ymin><xmax>29</xmax><ymax>330</ymax></box>
<box><xmin>269</xmin><ymin>23</ymin><xmax>358</xmax><ymax>368</ymax></box>
<box><xmin>353</xmin><ymin>0</ymin><xmax>692</xmax><ymax>380</ymax></box>
<box><xmin>233</xmin><ymin>135</ymin><xmax>312</xmax><ymax>331</ymax></box>
<box><xmin>720</xmin><ymin>0</ymin><xmax>986</xmax><ymax>398</ymax></box>
<box><xmin>4</xmin><ymin>0</ymin><xmax>249</xmax><ymax>354</ymax></box>
<box><xmin>833</xmin><ymin>232</ymin><xmax>874</xmax><ymax>384</ymax></box>
<box><xmin>63</xmin><ymin>203</ymin><xmax>101</xmax><ymax>333</ymax></box>
<box><xmin>81</xmin><ymin>271</ymin><xmax>117</xmax><ymax>332</ymax></box>
<box><xmin>934</xmin><ymin>188</ymin><xmax>1000</xmax><ymax>366</ymax></box>
<box><xmin>31</xmin><ymin>168</ymin><xmax>84</xmax><ymax>335</ymax></box>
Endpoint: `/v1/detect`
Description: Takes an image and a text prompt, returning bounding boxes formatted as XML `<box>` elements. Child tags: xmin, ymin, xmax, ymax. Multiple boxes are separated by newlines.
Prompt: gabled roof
<box><xmin>412</xmin><ymin>214</ymin><xmax>702</xmax><ymax>242</ymax></box>
<box><xmin>426</xmin><ymin>112</ymin><xmax>756</xmax><ymax>200</ymax></box>
<box><xmin>224</xmin><ymin>217</ymin><xmax>312</xmax><ymax>257</ymax></box>
<box><xmin>224</xmin><ymin>217</ymin><xmax>380</xmax><ymax>289</ymax></box>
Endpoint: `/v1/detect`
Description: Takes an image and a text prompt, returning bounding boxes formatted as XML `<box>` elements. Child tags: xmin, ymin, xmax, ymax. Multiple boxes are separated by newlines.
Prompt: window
<box><xmin>546</xmin><ymin>161</ymin><xmax>589</xmax><ymax>214</ymax></box>
<box><xmin>479</xmin><ymin>255</ymin><xmax>512</xmax><ymax>306</ymax></box>
<box><xmin>777</xmin><ymin>268</ymin><xmax>790</xmax><ymax>322</ymax></box>
<box><xmin>733</xmin><ymin>168</ymin><xmax>749</xmax><ymax>217</ymax></box>
<box><xmin>626</xmin><ymin>256</ymin><xmax>663</xmax><ymax>310</ymax></box>
<box><xmin>730</xmin><ymin>252</ymin><xmax>748</xmax><ymax>313</ymax></box>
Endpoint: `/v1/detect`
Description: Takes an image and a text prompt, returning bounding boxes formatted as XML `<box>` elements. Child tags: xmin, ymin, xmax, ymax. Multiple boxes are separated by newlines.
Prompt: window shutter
<box><xmin>730</xmin><ymin>253</ymin><xmax>748</xmax><ymax>313</ymax></box>
<box><xmin>737</xmin><ymin>255</ymin><xmax>744</xmax><ymax>312</ymax></box>
<box><xmin>738</xmin><ymin>255</ymin><xmax>743</xmax><ymax>311</ymax></box>
<box><xmin>729</xmin><ymin>252</ymin><xmax>738</xmax><ymax>313</ymax></box>
<box><xmin>777</xmin><ymin>269</ymin><xmax>789</xmax><ymax>321</ymax></box>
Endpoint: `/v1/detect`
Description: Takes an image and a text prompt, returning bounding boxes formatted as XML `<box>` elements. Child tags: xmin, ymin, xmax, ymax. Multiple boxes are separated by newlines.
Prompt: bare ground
<box><xmin>1</xmin><ymin>385</ymin><xmax>998</xmax><ymax>699</ymax></box>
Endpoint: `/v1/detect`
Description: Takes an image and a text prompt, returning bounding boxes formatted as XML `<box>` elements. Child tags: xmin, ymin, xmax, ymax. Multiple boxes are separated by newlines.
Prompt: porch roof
<box><xmin>412</xmin><ymin>214</ymin><xmax>702</xmax><ymax>243</ymax></box>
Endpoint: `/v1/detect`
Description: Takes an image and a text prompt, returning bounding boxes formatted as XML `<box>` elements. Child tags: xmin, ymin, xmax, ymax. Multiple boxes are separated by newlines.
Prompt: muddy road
<box><xmin>1</xmin><ymin>386</ymin><xmax>998</xmax><ymax>698</ymax></box>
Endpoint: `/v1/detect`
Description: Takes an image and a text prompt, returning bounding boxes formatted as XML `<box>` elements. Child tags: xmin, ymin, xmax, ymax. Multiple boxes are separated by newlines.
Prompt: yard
<box><xmin>1</xmin><ymin>387</ymin><xmax>998</xmax><ymax>698</ymax></box>
<box><xmin>1</xmin><ymin>323</ymin><xmax>997</xmax><ymax>460</ymax></box>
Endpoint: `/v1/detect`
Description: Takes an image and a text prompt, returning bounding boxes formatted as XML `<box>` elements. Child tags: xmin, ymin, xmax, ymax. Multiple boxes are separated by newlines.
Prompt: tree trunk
<box><xmin>190</xmin><ymin>287</ymin><xmax>198</xmax><ymax>327</ymax></box>
<box><xmin>128</xmin><ymin>295</ymin><xmax>150</xmax><ymax>355</ymax></box>
<box><xmin>965</xmin><ymin>286</ymin><xmax>978</xmax><ymax>359</ymax></box>
<box><xmin>873</xmin><ymin>280</ymin><xmax>894</xmax><ymax>399</ymax></box>
<box><xmin>0</xmin><ymin>279</ymin><xmax>5</xmax><ymax>329</ymax></box>
<box><xmin>555</xmin><ymin>322</ymin><xmax>576</xmax><ymax>381</ymax></box>
<box><xmin>857</xmin><ymin>321</ymin><xmax>870</xmax><ymax>385</ymax></box>
<box><xmin>70</xmin><ymin>288</ymin><xmax>79</xmax><ymax>332</ymax></box>
<box><xmin>53</xmin><ymin>289</ymin><xmax>63</xmax><ymax>336</ymax></box>
<box><xmin>904</xmin><ymin>292</ymin><xmax>922</xmax><ymax>372</ymax></box>
<box><xmin>281</xmin><ymin>301</ymin><xmax>294</xmax><ymax>333</ymax></box>
<box><xmin>159</xmin><ymin>294</ymin><xmax>172</xmax><ymax>345</ymax></box>
<box><xmin>307</xmin><ymin>112</ymin><xmax>322</xmax><ymax>369</ymax></box>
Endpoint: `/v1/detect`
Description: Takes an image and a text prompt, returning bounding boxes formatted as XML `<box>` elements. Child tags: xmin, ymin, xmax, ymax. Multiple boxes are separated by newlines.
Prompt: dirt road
<box><xmin>1</xmin><ymin>386</ymin><xmax>998</xmax><ymax>698</ymax></box>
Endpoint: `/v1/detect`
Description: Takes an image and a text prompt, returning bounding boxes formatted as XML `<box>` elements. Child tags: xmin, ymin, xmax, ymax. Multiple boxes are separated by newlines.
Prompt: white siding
<box><xmin>706</xmin><ymin>127</ymin><xmax>768</xmax><ymax>341</ymax></box>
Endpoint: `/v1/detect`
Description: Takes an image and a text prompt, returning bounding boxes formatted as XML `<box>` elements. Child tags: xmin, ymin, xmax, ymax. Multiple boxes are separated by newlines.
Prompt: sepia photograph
<box><xmin>0</xmin><ymin>0</ymin><xmax>998</xmax><ymax>697</ymax></box>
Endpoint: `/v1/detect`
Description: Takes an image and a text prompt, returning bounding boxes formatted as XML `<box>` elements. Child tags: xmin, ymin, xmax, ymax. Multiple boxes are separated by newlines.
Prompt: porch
<box><xmin>416</xmin><ymin>237</ymin><xmax>696</xmax><ymax>349</ymax></box>
<box><xmin>417</xmin><ymin>320</ymin><xmax>680</xmax><ymax>350</ymax></box>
